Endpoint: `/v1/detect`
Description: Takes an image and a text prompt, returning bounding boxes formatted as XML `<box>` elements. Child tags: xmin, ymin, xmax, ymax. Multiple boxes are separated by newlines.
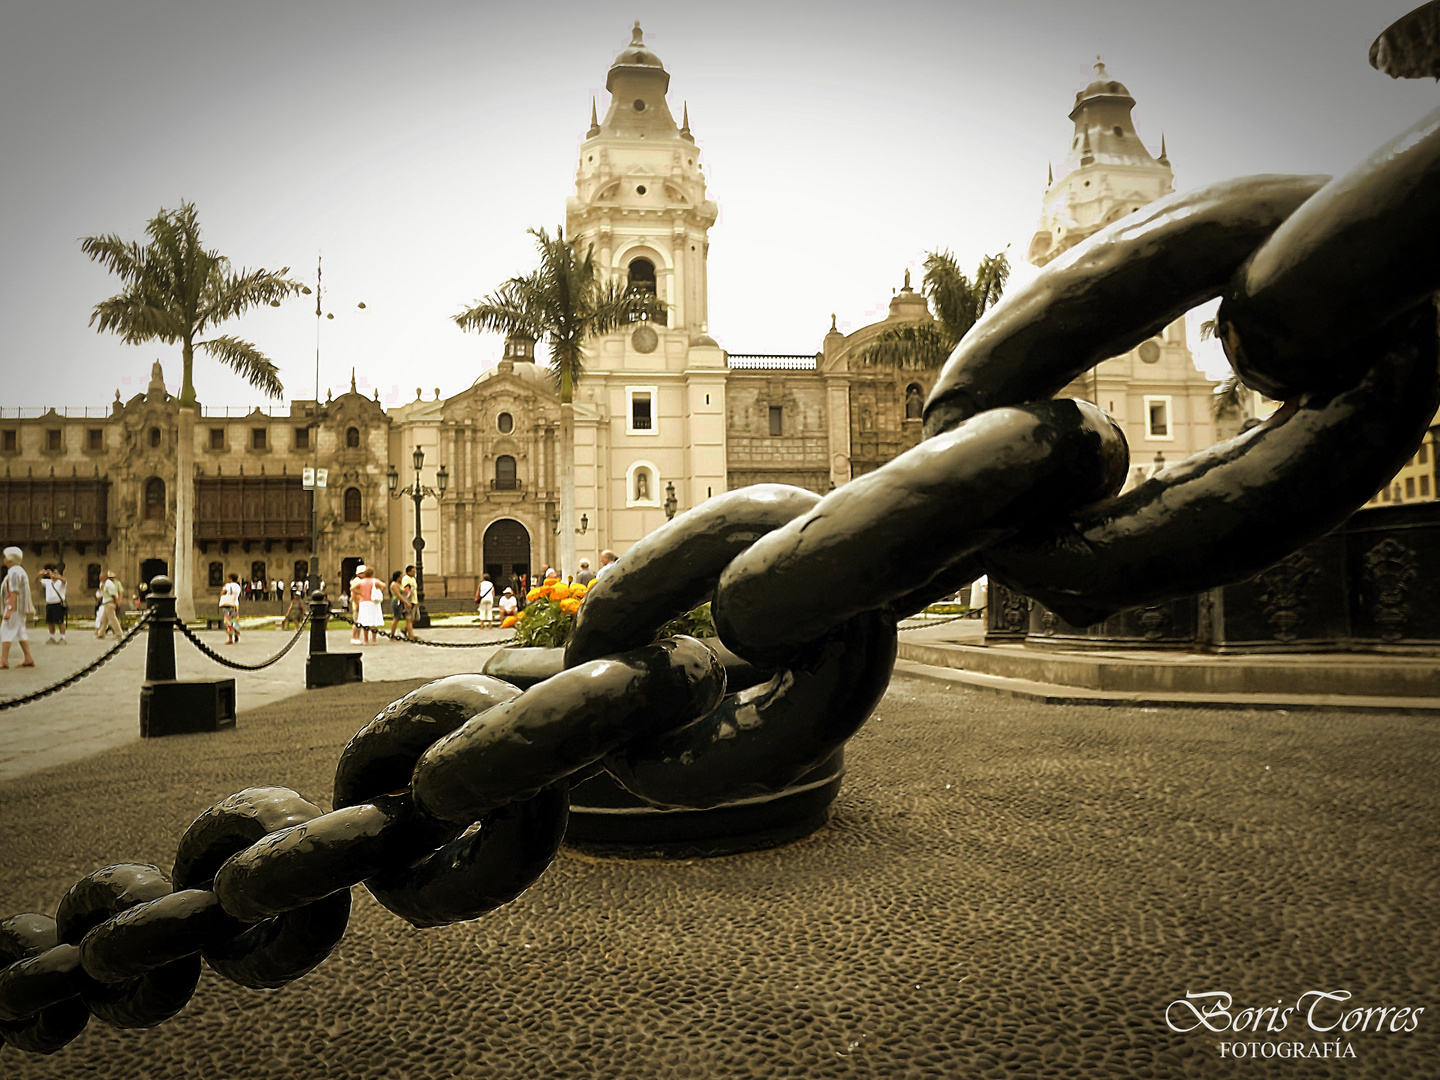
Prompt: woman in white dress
<box><xmin>355</xmin><ymin>566</ymin><xmax>384</xmax><ymax>644</ymax></box>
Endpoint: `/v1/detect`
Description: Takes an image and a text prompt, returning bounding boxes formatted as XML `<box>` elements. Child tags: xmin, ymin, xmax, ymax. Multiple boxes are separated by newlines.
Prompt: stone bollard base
<box><xmin>307</xmin><ymin>652</ymin><xmax>364</xmax><ymax>689</ymax></box>
<box><xmin>565</xmin><ymin>750</ymin><xmax>846</xmax><ymax>859</ymax></box>
<box><xmin>140</xmin><ymin>679</ymin><xmax>237</xmax><ymax>738</ymax></box>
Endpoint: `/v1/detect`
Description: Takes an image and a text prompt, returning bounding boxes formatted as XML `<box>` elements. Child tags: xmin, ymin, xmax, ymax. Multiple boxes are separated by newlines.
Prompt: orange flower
<box><xmin>517</xmin><ymin>610</ymin><xmax>528</xmax><ymax>621</ymax></box>
<box><xmin>560</xmin><ymin>598</ymin><xmax>581</xmax><ymax>615</ymax></box>
<box><xmin>501</xmin><ymin>615</ymin><xmax>518</xmax><ymax>629</ymax></box>
<box><xmin>550</xmin><ymin>583</ymin><xmax>571</xmax><ymax>601</ymax></box>
<box><xmin>526</xmin><ymin>588</ymin><xmax>544</xmax><ymax>602</ymax></box>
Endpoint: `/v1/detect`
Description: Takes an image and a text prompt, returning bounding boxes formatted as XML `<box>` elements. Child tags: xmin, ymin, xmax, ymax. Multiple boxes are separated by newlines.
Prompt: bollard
<box><xmin>306</xmin><ymin>590</ymin><xmax>363</xmax><ymax>689</ymax></box>
<box><xmin>139</xmin><ymin>576</ymin><xmax>236</xmax><ymax>738</ymax></box>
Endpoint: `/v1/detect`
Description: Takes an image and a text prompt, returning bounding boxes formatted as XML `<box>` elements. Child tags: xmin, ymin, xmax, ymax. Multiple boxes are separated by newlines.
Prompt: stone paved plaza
<box><xmin>1</xmin><ymin>663</ymin><xmax>1436</xmax><ymax>1079</ymax></box>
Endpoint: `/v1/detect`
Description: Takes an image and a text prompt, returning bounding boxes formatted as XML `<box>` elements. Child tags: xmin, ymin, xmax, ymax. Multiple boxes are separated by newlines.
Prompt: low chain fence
<box><xmin>0</xmin><ymin>612</ymin><xmax>153</xmax><ymax>712</ymax></box>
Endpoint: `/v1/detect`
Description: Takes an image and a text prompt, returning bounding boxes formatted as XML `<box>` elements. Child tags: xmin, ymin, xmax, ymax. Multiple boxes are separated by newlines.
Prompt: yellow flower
<box><xmin>517</xmin><ymin>609</ymin><xmax>528</xmax><ymax>621</ymax></box>
<box><xmin>526</xmin><ymin>588</ymin><xmax>544</xmax><ymax>602</ymax></box>
<box><xmin>550</xmin><ymin>584</ymin><xmax>571</xmax><ymax>601</ymax></box>
<box><xmin>560</xmin><ymin>598</ymin><xmax>581</xmax><ymax>615</ymax></box>
<box><xmin>501</xmin><ymin>615</ymin><xmax>518</xmax><ymax>629</ymax></box>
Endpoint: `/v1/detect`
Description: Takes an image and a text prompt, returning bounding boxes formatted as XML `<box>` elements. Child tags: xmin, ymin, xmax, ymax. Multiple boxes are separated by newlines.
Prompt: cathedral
<box><xmin>5</xmin><ymin>28</ymin><xmax>1421</xmax><ymax>611</ymax></box>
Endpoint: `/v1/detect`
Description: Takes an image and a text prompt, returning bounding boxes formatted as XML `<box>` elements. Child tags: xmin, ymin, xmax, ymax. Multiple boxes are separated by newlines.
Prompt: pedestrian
<box><xmin>281</xmin><ymin>586</ymin><xmax>304</xmax><ymax>631</ymax></box>
<box><xmin>576</xmin><ymin>558</ymin><xmax>596</xmax><ymax>586</ymax></box>
<box><xmin>218</xmin><ymin>572</ymin><xmax>242</xmax><ymax>644</ymax></box>
<box><xmin>401</xmin><ymin>565</ymin><xmax>418</xmax><ymax>640</ymax></box>
<box><xmin>39</xmin><ymin>564</ymin><xmax>68</xmax><ymax>644</ymax></box>
<box><xmin>388</xmin><ymin>571</ymin><xmax>407</xmax><ymax>639</ymax></box>
<box><xmin>498</xmin><ymin>586</ymin><xmax>518</xmax><ymax>624</ymax></box>
<box><xmin>475</xmin><ymin>573</ymin><xmax>495</xmax><ymax>625</ymax></box>
<box><xmin>597</xmin><ymin>549</ymin><xmax>618</xmax><ymax>577</ymax></box>
<box><xmin>348</xmin><ymin>565</ymin><xmax>364</xmax><ymax>644</ymax></box>
<box><xmin>271</xmin><ymin>576</ymin><xmax>283</xmax><ymax>604</ymax></box>
<box><xmin>95</xmin><ymin>570</ymin><xmax>124</xmax><ymax>640</ymax></box>
<box><xmin>353</xmin><ymin>566</ymin><xmax>383</xmax><ymax>645</ymax></box>
<box><xmin>0</xmin><ymin>547</ymin><xmax>36</xmax><ymax>669</ymax></box>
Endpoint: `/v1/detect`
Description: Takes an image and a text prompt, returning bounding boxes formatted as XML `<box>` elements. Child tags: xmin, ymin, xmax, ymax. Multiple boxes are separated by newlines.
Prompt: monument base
<box><xmin>565</xmin><ymin>750</ymin><xmax>846</xmax><ymax>859</ymax></box>
<box><xmin>307</xmin><ymin>652</ymin><xmax>364</xmax><ymax>689</ymax></box>
<box><xmin>140</xmin><ymin>679</ymin><xmax>237</xmax><ymax>738</ymax></box>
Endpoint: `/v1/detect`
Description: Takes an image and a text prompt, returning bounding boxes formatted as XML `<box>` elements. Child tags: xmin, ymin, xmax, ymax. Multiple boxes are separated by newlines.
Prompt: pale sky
<box><xmin>1</xmin><ymin>0</ymin><xmax>1434</xmax><ymax>410</ymax></box>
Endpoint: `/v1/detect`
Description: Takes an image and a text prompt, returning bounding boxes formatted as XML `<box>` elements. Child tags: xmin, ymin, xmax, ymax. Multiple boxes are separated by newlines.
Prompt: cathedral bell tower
<box><xmin>1028</xmin><ymin>58</ymin><xmax>1174</xmax><ymax>267</ymax></box>
<box><xmin>566</xmin><ymin>21</ymin><xmax>718</xmax><ymax>341</ymax></box>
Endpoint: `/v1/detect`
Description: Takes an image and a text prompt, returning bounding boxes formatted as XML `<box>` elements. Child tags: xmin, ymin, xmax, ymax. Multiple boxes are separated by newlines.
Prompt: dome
<box><xmin>1075</xmin><ymin>58</ymin><xmax>1132</xmax><ymax>104</ymax></box>
<box><xmin>610</xmin><ymin>21</ymin><xmax>664</xmax><ymax>71</ymax></box>
<box><xmin>471</xmin><ymin>359</ymin><xmax>552</xmax><ymax>389</ymax></box>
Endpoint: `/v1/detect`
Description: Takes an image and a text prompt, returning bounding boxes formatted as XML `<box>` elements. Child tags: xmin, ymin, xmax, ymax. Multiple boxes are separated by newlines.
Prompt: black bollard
<box><xmin>306</xmin><ymin>589</ymin><xmax>363</xmax><ymax>689</ymax></box>
<box><xmin>139</xmin><ymin>576</ymin><xmax>237</xmax><ymax>738</ymax></box>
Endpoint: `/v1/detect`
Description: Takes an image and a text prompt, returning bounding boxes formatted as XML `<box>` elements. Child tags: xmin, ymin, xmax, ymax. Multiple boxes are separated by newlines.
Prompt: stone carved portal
<box><xmin>483</xmin><ymin>519</ymin><xmax>531</xmax><ymax>588</ymax></box>
<box><xmin>1254</xmin><ymin>551</ymin><xmax>1318</xmax><ymax>642</ymax></box>
<box><xmin>1362</xmin><ymin>537</ymin><xmax>1419</xmax><ymax>642</ymax></box>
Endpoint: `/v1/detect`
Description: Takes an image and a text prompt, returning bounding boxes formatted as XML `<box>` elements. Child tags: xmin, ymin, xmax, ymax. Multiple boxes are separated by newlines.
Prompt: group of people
<box><xmin>472</xmin><ymin>550</ymin><xmax>618</xmax><ymax>627</ymax></box>
<box><xmin>348</xmin><ymin>564</ymin><xmax>419</xmax><ymax>645</ymax></box>
<box><xmin>0</xmin><ymin>551</ymin><xmax>131</xmax><ymax>669</ymax></box>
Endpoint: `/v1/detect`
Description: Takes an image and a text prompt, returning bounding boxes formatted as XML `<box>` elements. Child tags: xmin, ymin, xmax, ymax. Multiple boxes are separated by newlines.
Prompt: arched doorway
<box><xmin>139</xmin><ymin>557</ymin><xmax>168</xmax><ymax>589</ymax></box>
<box><xmin>483</xmin><ymin>519</ymin><xmax>531</xmax><ymax>596</ymax></box>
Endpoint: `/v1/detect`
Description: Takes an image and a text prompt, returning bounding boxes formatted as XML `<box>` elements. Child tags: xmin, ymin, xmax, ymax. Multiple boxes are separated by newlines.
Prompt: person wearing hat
<box><xmin>575</xmin><ymin>558</ymin><xmax>596</xmax><ymax>586</ymax></box>
<box><xmin>95</xmin><ymin>570</ymin><xmax>125</xmax><ymax>640</ymax></box>
<box><xmin>498</xmin><ymin>586</ymin><xmax>518</xmax><ymax>621</ymax></box>
<box><xmin>1</xmin><ymin>547</ymin><xmax>35</xmax><ymax>668</ymax></box>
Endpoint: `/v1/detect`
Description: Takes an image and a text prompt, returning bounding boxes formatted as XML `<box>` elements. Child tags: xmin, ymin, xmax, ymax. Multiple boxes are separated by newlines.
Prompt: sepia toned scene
<box><xmin>1</xmin><ymin>1</ymin><xmax>1438</xmax><ymax>1077</ymax></box>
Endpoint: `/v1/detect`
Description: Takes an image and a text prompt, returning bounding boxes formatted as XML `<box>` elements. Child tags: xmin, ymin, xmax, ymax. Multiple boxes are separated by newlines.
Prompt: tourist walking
<box><xmin>95</xmin><ymin>571</ymin><xmax>125</xmax><ymax>640</ymax></box>
<box><xmin>475</xmin><ymin>574</ymin><xmax>495</xmax><ymax>626</ymax></box>
<box><xmin>388</xmin><ymin>571</ymin><xmax>408</xmax><ymax>639</ymax></box>
<box><xmin>401</xmin><ymin>565</ymin><xmax>418</xmax><ymax>640</ymax></box>
<box><xmin>1</xmin><ymin>547</ymin><xmax>36</xmax><ymax>669</ymax></box>
<box><xmin>576</xmin><ymin>559</ymin><xmax>596</xmax><ymax>586</ymax></box>
<box><xmin>39</xmin><ymin>564</ymin><xmax>68</xmax><ymax>644</ymax></box>
<box><xmin>353</xmin><ymin>566</ymin><xmax>383</xmax><ymax>645</ymax></box>
<box><xmin>219</xmin><ymin>572</ymin><xmax>242</xmax><ymax>644</ymax></box>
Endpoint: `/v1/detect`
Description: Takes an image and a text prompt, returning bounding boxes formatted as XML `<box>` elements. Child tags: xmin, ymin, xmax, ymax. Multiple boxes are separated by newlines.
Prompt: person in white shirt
<box><xmin>39</xmin><ymin>564</ymin><xmax>68</xmax><ymax>644</ymax></box>
<box><xmin>1</xmin><ymin>547</ymin><xmax>35</xmax><ymax>668</ymax></box>
<box><xmin>475</xmin><ymin>574</ymin><xmax>496</xmax><ymax>626</ymax></box>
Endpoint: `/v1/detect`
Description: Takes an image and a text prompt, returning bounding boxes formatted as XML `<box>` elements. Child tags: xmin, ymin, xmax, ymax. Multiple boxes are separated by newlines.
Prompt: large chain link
<box><xmin>3</xmin><ymin>102</ymin><xmax>1439</xmax><ymax>1055</ymax></box>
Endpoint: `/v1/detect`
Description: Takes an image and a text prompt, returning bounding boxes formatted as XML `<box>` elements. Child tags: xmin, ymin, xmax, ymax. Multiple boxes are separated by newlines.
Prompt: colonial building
<box><xmin>6</xmin><ymin>38</ymin><xmax>1430</xmax><ymax>611</ymax></box>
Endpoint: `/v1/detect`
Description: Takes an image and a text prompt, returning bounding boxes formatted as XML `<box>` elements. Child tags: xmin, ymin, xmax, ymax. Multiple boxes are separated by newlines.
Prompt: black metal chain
<box><xmin>0</xmin><ymin>612</ymin><xmax>153</xmax><ymax>713</ymax></box>
<box><xmin>3</xmin><ymin>86</ymin><xmax>1439</xmax><ymax>1056</ymax></box>
<box><xmin>333</xmin><ymin>609</ymin><xmax>517</xmax><ymax>648</ymax></box>
<box><xmin>175</xmin><ymin>615</ymin><xmax>311</xmax><ymax>672</ymax></box>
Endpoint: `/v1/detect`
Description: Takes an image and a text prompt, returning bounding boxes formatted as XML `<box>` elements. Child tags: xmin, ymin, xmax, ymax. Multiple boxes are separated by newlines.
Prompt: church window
<box><xmin>636</xmin><ymin>185</ymin><xmax>647</xmax><ymax>196</ymax></box>
<box><xmin>346</xmin><ymin>426</ymin><xmax>360</xmax><ymax>448</ymax></box>
<box><xmin>633</xmin><ymin>99</ymin><xmax>646</xmax><ymax>111</ymax></box>
<box><xmin>344</xmin><ymin>487</ymin><xmax>362</xmax><ymax>522</ymax></box>
<box><xmin>905</xmin><ymin>384</ymin><xmax>924</xmax><ymax>420</ymax></box>
<box><xmin>627</xmin><ymin>387</ymin><xmax>657</xmax><ymax>435</ymax></box>
<box><xmin>47</xmin><ymin>429</ymin><xmax>62</xmax><ymax>451</ymax></box>
<box><xmin>209</xmin><ymin>427</ymin><xmax>225</xmax><ymax>450</ymax></box>
<box><xmin>149</xmin><ymin>427</ymin><xmax>161</xmax><ymax>448</ymax></box>
<box><xmin>769</xmin><ymin>406</ymin><xmax>783</xmax><ymax>437</ymax></box>
<box><xmin>251</xmin><ymin>427</ymin><xmax>267</xmax><ymax>450</ymax></box>
<box><xmin>144</xmin><ymin>477</ymin><xmax>165</xmax><ymax>520</ymax></box>
<box><xmin>628</xmin><ymin>258</ymin><xmax>656</xmax><ymax>295</ymax></box>
<box><xmin>1144</xmin><ymin>396</ymin><xmax>1172</xmax><ymax>440</ymax></box>
<box><xmin>87</xmin><ymin>564</ymin><xmax>101</xmax><ymax>590</ymax></box>
<box><xmin>497</xmin><ymin>412</ymin><xmax>514</xmax><ymax>434</ymax></box>
<box><xmin>88</xmin><ymin>428</ymin><xmax>104</xmax><ymax>450</ymax></box>
<box><xmin>1</xmin><ymin>430</ymin><xmax>14</xmax><ymax>452</ymax></box>
<box><xmin>495</xmin><ymin>455</ymin><xmax>517</xmax><ymax>490</ymax></box>
<box><xmin>1419</xmin><ymin>444</ymin><xmax>1429</xmax><ymax>465</ymax></box>
<box><xmin>1423</xmin><ymin>476</ymin><xmax>1432</xmax><ymax>497</ymax></box>
<box><xmin>208</xmin><ymin>562</ymin><xmax>224</xmax><ymax>588</ymax></box>
<box><xmin>294</xmin><ymin>426</ymin><xmax>310</xmax><ymax>450</ymax></box>
<box><xmin>1406</xmin><ymin>477</ymin><xmax>1416</xmax><ymax>499</ymax></box>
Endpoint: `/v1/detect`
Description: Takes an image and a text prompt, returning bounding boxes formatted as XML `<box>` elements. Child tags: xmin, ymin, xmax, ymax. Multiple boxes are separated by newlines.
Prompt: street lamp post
<box><xmin>39</xmin><ymin>507</ymin><xmax>83</xmax><ymax>572</ymax></box>
<box><xmin>388</xmin><ymin>446</ymin><xmax>448</xmax><ymax>629</ymax></box>
<box><xmin>664</xmin><ymin>481</ymin><xmax>678</xmax><ymax>521</ymax></box>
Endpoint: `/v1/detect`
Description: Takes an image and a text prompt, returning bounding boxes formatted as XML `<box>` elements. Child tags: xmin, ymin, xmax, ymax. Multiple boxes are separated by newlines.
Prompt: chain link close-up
<box><xmin>2</xmin><ymin>95</ymin><xmax>1438</xmax><ymax>1056</ymax></box>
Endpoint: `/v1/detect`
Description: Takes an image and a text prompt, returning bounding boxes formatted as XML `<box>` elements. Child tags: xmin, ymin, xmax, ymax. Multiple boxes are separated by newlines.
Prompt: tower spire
<box><xmin>1047</xmin><ymin>161</ymin><xmax>1053</xmax><ymax>186</ymax></box>
<box><xmin>587</xmin><ymin>96</ymin><xmax>600</xmax><ymax>138</ymax></box>
<box><xmin>1158</xmin><ymin>131</ymin><xmax>1169</xmax><ymax>164</ymax></box>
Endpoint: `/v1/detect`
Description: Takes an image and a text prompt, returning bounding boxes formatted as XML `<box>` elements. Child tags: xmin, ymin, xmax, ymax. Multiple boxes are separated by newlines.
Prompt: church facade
<box><xmin>5</xmin><ymin>32</ymin><xmax>1428</xmax><ymax>610</ymax></box>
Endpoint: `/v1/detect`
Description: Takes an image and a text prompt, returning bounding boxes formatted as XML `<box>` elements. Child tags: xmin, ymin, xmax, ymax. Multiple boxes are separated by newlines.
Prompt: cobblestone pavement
<box><xmin>0</xmin><ymin>623</ymin><xmax>510</xmax><ymax>781</ymax></box>
<box><xmin>0</xmin><ymin>672</ymin><xmax>1435</xmax><ymax>1079</ymax></box>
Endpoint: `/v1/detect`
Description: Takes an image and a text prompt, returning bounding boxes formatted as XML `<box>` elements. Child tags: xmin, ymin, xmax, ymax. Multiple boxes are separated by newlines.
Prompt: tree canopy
<box><xmin>858</xmin><ymin>249</ymin><xmax>1010</xmax><ymax>369</ymax></box>
<box><xmin>453</xmin><ymin>226</ymin><xmax>665</xmax><ymax>401</ymax></box>
<box><xmin>82</xmin><ymin>201</ymin><xmax>303</xmax><ymax>407</ymax></box>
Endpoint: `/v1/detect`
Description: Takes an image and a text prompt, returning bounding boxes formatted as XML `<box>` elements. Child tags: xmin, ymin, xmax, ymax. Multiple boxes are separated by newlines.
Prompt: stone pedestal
<box><xmin>140</xmin><ymin>679</ymin><xmax>236</xmax><ymax>738</ymax></box>
<box><xmin>307</xmin><ymin>652</ymin><xmax>364</xmax><ymax>689</ymax></box>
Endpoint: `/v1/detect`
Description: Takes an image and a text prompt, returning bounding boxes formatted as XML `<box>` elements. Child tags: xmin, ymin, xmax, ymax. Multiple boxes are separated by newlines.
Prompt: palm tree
<box><xmin>455</xmin><ymin>225</ymin><xmax>663</xmax><ymax>578</ymax></box>
<box><xmin>1199</xmin><ymin>317</ymin><xmax>1248</xmax><ymax>421</ymax></box>
<box><xmin>83</xmin><ymin>201</ymin><xmax>303</xmax><ymax>620</ymax></box>
<box><xmin>858</xmin><ymin>249</ymin><xmax>1010</xmax><ymax>368</ymax></box>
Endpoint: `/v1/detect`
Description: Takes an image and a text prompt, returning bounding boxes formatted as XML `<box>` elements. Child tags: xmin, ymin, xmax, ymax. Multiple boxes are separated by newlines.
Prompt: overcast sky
<box><xmin>1</xmin><ymin>0</ymin><xmax>1434</xmax><ymax>410</ymax></box>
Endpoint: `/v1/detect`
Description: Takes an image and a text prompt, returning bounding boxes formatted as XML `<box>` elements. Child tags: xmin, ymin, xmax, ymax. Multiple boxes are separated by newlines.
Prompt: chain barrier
<box><xmin>174</xmin><ymin>615</ymin><xmax>311</xmax><ymax>673</ymax></box>
<box><xmin>333</xmin><ymin>609</ymin><xmax>517</xmax><ymax>648</ymax></box>
<box><xmin>0</xmin><ymin>613</ymin><xmax>153</xmax><ymax>713</ymax></box>
<box><xmin>2</xmin><ymin>88</ymin><xmax>1438</xmax><ymax>1055</ymax></box>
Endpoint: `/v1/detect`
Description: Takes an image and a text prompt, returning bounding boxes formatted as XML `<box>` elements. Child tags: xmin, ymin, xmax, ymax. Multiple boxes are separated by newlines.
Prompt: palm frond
<box><xmin>856</xmin><ymin>323</ymin><xmax>950</xmax><ymax>368</ymax></box>
<box><xmin>198</xmin><ymin>335</ymin><xmax>284</xmax><ymax>398</ymax></box>
<box><xmin>79</xmin><ymin>234</ymin><xmax>148</xmax><ymax>281</ymax></box>
<box><xmin>1211</xmin><ymin>373</ymin><xmax>1247</xmax><ymax>418</ymax></box>
<box><xmin>1199</xmin><ymin>317</ymin><xmax>1217</xmax><ymax>341</ymax></box>
<box><xmin>89</xmin><ymin>295</ymin><xmax>184</xmax><ymax>344</ymax></box>
<box><xmin>201</xmin><ymin>266</ymin><xmax>304</xmax><ymax>329</ymax></box>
